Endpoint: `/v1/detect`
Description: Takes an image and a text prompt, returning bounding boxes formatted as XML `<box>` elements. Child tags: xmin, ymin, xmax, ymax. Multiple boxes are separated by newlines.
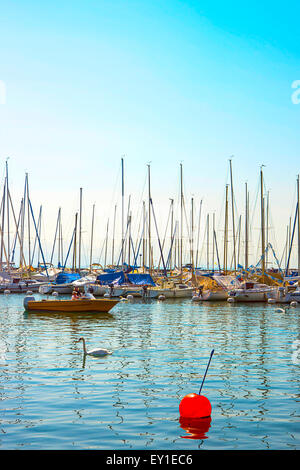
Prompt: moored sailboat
<box><xmin>228</xmin><ymin>281</ymin><xmax>276</xmax><ymax>302</ymax></box>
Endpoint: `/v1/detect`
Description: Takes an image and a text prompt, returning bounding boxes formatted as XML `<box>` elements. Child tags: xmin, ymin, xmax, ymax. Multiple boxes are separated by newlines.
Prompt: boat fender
<box><xmin>24</xmin><ymin>296</ymin><xmax>35</xmax><ymax>309</ymax></box>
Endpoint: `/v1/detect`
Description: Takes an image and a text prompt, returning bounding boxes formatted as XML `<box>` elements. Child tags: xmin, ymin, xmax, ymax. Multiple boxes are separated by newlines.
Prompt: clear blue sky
<box><xmin>0</xmin><ymin>1</ymin><xmax>300</xmax><ymax>266</ymax></box>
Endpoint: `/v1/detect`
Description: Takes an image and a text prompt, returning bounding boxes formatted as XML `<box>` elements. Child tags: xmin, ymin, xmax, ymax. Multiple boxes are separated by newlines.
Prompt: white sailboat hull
<box><xmin>147</xmin><ymin>287</ymin><xmax>194</xmax><ymax>298</ymax></box>
<box><xmin>201</xmin><ymin>290</ymin><xmax>228</xmax><ymax>301</ymax></box>
<box><xmin>229</xmin><ymin>281</ymin><xmax>276</xmax><ymax>303</ymax></box>
<box><xmin>0</xmin><ymin>281</ymin><xmax>41</xmax><ymax>293</ymax></box>
<box><xmin>39</xmin><ymin>283</ymin><xmax>74</xmax><ymax>294</ymax></box>
<box><xmin>233</xmin><ymin>292</ymin><xmax>268</xmax><ymax>302</ymax></box>
<box><xmin>230</xmin><ymin>289</ymin><xmax>275</xmax><ymax>302</ymax></box>
<box><xmin>104</xmin><ymin>286</ymin><xmax>128</xmax><ymax>297</ymax></box>
<box><xmin>87</xmin><ymin>284</ymin><xmax>106</xmax><ymax>296</ymax></box>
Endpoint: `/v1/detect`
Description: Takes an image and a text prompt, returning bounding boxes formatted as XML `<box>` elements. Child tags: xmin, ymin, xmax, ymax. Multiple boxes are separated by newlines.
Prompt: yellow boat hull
<box><xmin>25</xmin><ymin>298</ymin><xmax>119</xmax><ymax>313</ymax></box>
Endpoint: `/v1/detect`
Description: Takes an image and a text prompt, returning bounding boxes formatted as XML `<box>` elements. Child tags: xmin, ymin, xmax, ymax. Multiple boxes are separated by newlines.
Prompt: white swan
<box><xmin>77</xmin><ymin>337</ymin><xmax>113</xmax><ymax>357</ymax></box>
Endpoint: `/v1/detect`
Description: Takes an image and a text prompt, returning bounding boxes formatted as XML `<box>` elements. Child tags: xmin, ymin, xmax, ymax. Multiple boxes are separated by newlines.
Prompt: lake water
<box><xmin>0</xmin><ymin>293</ymin><xmax>299</xmax><ymax>450</ymax></box>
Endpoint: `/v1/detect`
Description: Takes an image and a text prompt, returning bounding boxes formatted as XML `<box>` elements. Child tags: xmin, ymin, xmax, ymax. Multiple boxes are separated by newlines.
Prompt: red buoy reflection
<box><xmin>179</xmin><ymin>416</ymin><xmax>212</xmax><ymax>440</ymax></box>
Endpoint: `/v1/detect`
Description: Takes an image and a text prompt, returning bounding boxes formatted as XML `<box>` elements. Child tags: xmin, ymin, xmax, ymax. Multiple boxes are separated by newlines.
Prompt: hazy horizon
<box><xmin>1</xmin><ymin>1</ymin><xmax>300</xmax><ymax>270</ymax></box>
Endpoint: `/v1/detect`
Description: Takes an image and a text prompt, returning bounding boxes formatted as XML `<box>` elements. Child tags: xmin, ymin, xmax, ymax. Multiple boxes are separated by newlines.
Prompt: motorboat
<box><xmin>23</xmin><ymin>295</ymin><xmax>119</xmax><ymax>313</ymax></box>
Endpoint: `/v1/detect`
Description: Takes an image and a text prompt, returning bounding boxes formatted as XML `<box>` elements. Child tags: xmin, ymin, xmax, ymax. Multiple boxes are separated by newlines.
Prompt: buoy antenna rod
<box><xmin>199</xmin><ymin>349</ymin><xmax>214</xmax><ymax>395</ymax></box>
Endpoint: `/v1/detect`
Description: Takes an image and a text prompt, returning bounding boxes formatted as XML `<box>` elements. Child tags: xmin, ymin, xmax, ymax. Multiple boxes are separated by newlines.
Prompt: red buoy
<box><xmin>179</xmin><ymin>393</ymin><xmax>212</xmax><ymax>419</ymax></box>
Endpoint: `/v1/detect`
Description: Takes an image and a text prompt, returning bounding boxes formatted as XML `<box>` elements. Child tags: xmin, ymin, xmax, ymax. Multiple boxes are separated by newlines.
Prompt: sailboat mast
<box><xmin>73</xmin><ymin>212</ymin><xmax>78</xmax><ymax>271</ymax></box>
<box><xmin>245</xmin><ymin>182</ymin><xmax>249</xmax><ymax>270</ymax></box>
<box><xmin>50</xmin><ymin>208</ymin><xmax>60</xmax><ymax>266</ymax></box>
<box><xmin>298</xmin><ymin>175</ymin><xmax>300</xmax><ymax>276</ymax></box>
<box><xmin>59</xmin><ymin>207</ymin><xmax>63</xmax><ymax>267</ymax></box>
<box><xmin>148</xmin><ymin>164</ymin><xmax>151</xmax><ymax>274</ymax></box>
<box><xmin>57</xmin><ymin>208</ymin><xmax>61</xmax><ymax>267</ymax></box>
<box><xmin>128</xmin><ymin>214</ymin><xmax>131</xmax><ymax>267</ymax></box>
<box><xmin>26</xmin><ymin>173</ymin><xmax>31</xmax><ymax>273</ymax></box>
<box><xmin>142</xmin><ymin>201</ymin><xmax>146</xmax><ymax>273</ymax></box>
<box><xmin>18</xmin><ymin>198</ymin><xmax>24</xmax><ymax>269</ymax></box>
<box><xmin>0</xmin><ymin>177</ymin><xmax>5</xmax><ymax>271</ymax></box>
<box><xmin>212</xmin><ymin>212</ymin><xmax>215</xmax><ymax>273</ymax></box>
<box><xmin>0</xmin><ymin>181</ymin><xmax>6</xmax><ymax>271</ymax></box>
<box><xmin>127</xmin><ymin>194</ymin><xmax>131</xmax><ymax>267</ymax></box>
<box><xmin>260</xmin><ymin>166</ymin><xmax>265</xmax><ymax>281</ymax></box>
<box><xmin>112</xmin><ymin>204</ymin><xmax>116</xmax><ymax>266</ymax></box>
<box><xmin>266</xmin><ymin>191</ymin><xmax>269</xmax><ymax>268</ymax></box>
<box><xmin>104</xmin><ymin>218</ymin><xmax>109</xmax><ymax>268</ymax></box>
<box><xmin>224</xmin><ymin>184</ymin><xmax>229</xmax><ymax>274</ymax></box>
<box><xmin>170</xmin><ymin>199</ymin><xmax>174</xmax><ymax>271</ymax></box>
<box><xmin>229</xmin><ymin>159</ymin><xmax>236</xmax><ymax>273</ymax></box>
<box><xmin>38</xmin><ymin>206</ymin><xmax>42</xmax><ymax>268</ymax></box>
<box><xmin>121</xmin><ymin>157</ymin><xmax>125</xmax><ymax>267</ymax></box>
<box><xmin>20</xmin><ymin>178</ymin><xmax>26</xmax><ymax>271</ymax></box>
<box><xmin>207</xmin><ymin>214</ymin><xmax>209</xmax><ymax>270</ymax></box>
<box><xmin>78</xmin><ymin>187</ymin><xmax>82</xmax><ymax>272</ymax></box>
<box><xmin>237</xmin><ymin>215</ymin><xmax>241</xmax><ymax>268</ymax></box>
<box><xmin>6</xmin><ymin>160</ymin><xmax>10</xmax><ymax>270</ymax></box>
<box><xmin>190</xmin><ymin>197</ymin><xmax>194</xmax><ymax>268</ymax></box>
<box><xmin>180</xmin><ymin>163</ymin><xmax>183</xmax><ymax>273</ymax></box>
<box><xmin>195</xmin><ymin>200</ymin><xmax>202</xmax><ymax>269</ymax></box>
<box><xmin>89</xmin><ymin>204</ymin><xmax>95</xmax><ymax>272</ymax></box>
<box><xmin>176</xmin><ymin>220</ymin><xmax>179</xmax><ymax>268</ymax></box>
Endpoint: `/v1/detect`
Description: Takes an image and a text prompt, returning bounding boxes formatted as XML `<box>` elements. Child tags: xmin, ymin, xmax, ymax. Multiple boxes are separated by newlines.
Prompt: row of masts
<box><xmin>0</xmin><ymin>158</ymin><xmax>300</xmax><ymax>279</ymax></box>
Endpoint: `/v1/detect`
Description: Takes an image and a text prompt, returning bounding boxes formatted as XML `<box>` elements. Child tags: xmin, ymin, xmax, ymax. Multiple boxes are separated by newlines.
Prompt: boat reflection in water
<box><xmin>179</xmin><ymin>416</ymin><xmax>212</xmax><ymax>440</ymax></box>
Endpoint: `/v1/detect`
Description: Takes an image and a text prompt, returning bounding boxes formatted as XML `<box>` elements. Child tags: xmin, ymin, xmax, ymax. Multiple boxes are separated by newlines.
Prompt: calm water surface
<box><xmin>0</xmin><ymin>293</ymin><xmax>299</xmax><ymax>449</ymax></box>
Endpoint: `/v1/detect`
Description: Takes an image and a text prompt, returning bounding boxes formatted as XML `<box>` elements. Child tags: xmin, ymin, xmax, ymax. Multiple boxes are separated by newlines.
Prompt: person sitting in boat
<box><xmin>72</xmin><ymin>287</ymin><xmax>82</xmax><ymax>300</ymax></box>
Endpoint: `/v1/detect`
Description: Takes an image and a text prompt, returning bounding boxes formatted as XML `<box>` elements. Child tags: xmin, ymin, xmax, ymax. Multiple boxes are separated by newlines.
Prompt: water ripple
<box><xmin>0</xmin><ymin>295</ymin><xmax>299</xmax><ymax>449</ymax></box>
